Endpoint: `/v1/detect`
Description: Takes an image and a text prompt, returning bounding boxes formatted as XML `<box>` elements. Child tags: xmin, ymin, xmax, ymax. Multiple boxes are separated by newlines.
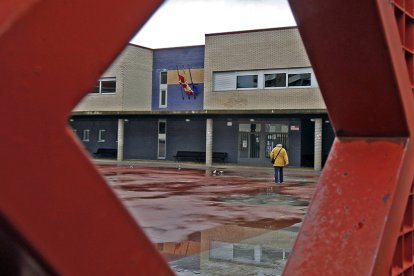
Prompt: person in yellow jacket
<box><xmin>270</xmin><ymin>143</ymin><xmax>289</xmax><ymax>183</ymax></box>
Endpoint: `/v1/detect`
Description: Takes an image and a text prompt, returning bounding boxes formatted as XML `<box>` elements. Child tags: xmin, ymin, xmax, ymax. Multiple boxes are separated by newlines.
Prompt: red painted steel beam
<box><xmin>0</xmin><ymin>0</ymin><xmax>174</xmax><ymax>275</ymax></box>
<box><xmin>285</xmin><ymin>1</ymin><xmax>414</xmax><ymax>275</ymax></box>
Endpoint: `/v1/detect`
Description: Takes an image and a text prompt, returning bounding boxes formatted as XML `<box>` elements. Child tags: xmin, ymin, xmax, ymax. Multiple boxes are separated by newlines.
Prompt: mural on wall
<box><xmin>176</xmin><ymin>65</ymin><xmax>200</xmax><ymax>99</ymax></box>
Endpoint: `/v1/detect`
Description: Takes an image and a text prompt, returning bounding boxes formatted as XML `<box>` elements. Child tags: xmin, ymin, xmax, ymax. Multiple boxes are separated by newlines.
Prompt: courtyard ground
<box><xmin>95</xmin><ymin>160</ymin><xmax>319</xmax><ymax>276</ymax></box>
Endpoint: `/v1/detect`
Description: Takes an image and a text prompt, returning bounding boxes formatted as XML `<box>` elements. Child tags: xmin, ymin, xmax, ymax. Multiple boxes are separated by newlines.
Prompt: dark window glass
<box><xmin>101</xmin><ymin>80</ymin><xmax>116</xmax><ymax>93</ymax></box>
<box><xmin>159</xmin><ymin>122</ymin><xmax>166</xmax><ymax>134</ymax></box>
<box><xmin>288</xmin><ymin>73</ymin><xmax>311</xmax><ymax>86</ymax></box>
<box><xmin>264</xmin><ymin>73</ymin><xmax>286</xmax><ymax>87</ymax></box>
<box><xmin>236</xmin><ymin>75</ymin><xmax>258</xmax><ymax>88</ymax></box>
<box><xmin>160</xmin><ymin>71</ymin><xmax>167</xmax><ymax>84</ymax></box>
<box><xmin>160</xmin><ymin>90</ymin><xmax>166</xmax><ymax>106</ymax></box>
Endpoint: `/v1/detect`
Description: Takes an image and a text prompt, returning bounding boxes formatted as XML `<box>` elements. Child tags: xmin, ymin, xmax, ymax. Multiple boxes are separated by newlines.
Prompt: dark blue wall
<box><xmin>212</xmin><ymin>118</ymin><xmax>239</xmax><ymax>163</ymax></box>
<box><xmin>288</xmin><ymin>121</ymin><xmax>301</xmax><ymax>167</ymax></box>
<box><xmin>124</xmin><ymin>118</ymin><xmax>158</xmax><ymax>160</ymax></box>
<box><xmin>70</xmin><ymin>115</ymin><xmax>331</xmax><ymax>167</ymax></box>
<box><xmin>166</xmin><ymin>118</ymin><xmax>206</xmax><ymax>159</ymax></box>
<box><xmin>152</xmin><ymin>46</ymin><xmax>205</xmax><ymax>111</ymax></box>
<box><xmin>70</xmin><ymin>118</ymin><xmax>118</xmax><ymax>157</ymax></box>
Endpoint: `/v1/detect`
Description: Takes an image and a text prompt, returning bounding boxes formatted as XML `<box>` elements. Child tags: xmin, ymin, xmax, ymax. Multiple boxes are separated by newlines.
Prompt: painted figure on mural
<box><xmin>270</xmin><ymin>143</ymin><xmax>289</xmax><ymax>183</ymax></box>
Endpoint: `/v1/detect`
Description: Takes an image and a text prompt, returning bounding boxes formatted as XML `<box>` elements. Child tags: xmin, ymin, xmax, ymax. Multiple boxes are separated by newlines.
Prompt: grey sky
<box><xmin>130</xmin><ymin>0</ymin><xmax>296</xmax><ymax>48</ymax></box>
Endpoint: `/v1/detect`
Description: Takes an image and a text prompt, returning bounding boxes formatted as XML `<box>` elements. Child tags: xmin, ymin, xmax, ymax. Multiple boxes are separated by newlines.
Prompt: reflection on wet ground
<box><xmin>98</xmin><ymin>164</ymin><xmax>318</xmax><ymax>276</ymax></box>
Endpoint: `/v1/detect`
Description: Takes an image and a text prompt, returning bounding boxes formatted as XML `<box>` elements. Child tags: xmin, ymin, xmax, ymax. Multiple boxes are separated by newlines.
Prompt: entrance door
<box><xmin>238</xmin><ymin>123</ymin><xmax>261</xmax><ymax>165</ymax></box>
<box><xmin>265</xmin><ymin>123</ymin><xmax>289</xmax><ymax>160</ymax></box>
<box><xmin>239</xmin><ymin>122</ymin><xmax>290</xmax><ymax>165</ymax></box>
<box><xmin>157</xmin><ymin>120</ymin><xmax>166</xmax><ymax>159</ymax></box>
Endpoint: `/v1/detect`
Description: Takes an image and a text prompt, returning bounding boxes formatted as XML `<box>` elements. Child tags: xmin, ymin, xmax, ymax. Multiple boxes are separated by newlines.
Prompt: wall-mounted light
<box><xmin>69</xmin><ymin>119</ymin><xmax>74</xmax><ymax>122</ymax></box>
<box><xmin>185</xmin><ymin>118</ymin><xmax>191</xmax><ymax>122</ymax></box>
<box><xmin>249</xmin><ymin>119</ymin><xmax>255</xmax><ymax>122</ymax></box>
<box><xmin>124</xmin><ymin>119</ymin><xmax>129</xmax><ymax>122</ymax></box>
<box><xmin>227</xmin><ymin>122</ymin><xmax>233</xmax><ymax>126</ymax></box>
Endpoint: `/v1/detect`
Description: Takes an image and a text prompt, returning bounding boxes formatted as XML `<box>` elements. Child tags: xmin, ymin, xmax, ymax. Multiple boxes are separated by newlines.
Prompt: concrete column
<box><xmin>117</xmin><ymin>118</ymin><xmax>124</xmax><ymax>161</ymax></box>
<box><xmin>206</xmin><ymin>118</ymin><xmax>213</xmax><ymax>166</ymax></box>
<box><xmin>314</xmin><ymin>118</ymin><xmax>322</xmax><ymax>171</ymax></box>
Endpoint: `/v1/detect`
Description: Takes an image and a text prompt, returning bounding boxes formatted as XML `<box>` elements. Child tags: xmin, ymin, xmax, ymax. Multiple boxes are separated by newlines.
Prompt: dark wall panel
<box><xmin>288</xmin><ymin>121</ymin><xmax>301</xmax><ymax>167</ymax></box>
<box><xmin>300</xmin><ymin>118</ymin><xmax>315</xmax><ymax>168</ymax></box>
<box><xmin>212</xmin><ymin>119</ymin><xmax>239</xmax><ymax>164</ymax></box>
<box><xmin>124</xmin><ymin>119</ymin><xmax>158</xmax><ymax>160</ymax></box>
<box><xmin>70</xmin><ymin>118</ymin><xmax>118</xmax><ymax>156</ymax></box>
<box><xmin>166</xmin><ymin>118</ymin><xmax>206</xmax><ymax>160</ymax></box>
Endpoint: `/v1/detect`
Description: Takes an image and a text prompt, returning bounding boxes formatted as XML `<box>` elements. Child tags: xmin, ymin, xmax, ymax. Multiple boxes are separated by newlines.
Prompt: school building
<box><xmin>70</xmin><ymin>27</ymin><xmax>335</xmax><ymax>169</ymax></box>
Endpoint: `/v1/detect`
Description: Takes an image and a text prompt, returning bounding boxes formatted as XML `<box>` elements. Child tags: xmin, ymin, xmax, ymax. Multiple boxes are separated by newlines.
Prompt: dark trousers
<box><xmin>274</xmin><ymin>166</ymin><xmax>284</xmax><ymax>183</ymax></box>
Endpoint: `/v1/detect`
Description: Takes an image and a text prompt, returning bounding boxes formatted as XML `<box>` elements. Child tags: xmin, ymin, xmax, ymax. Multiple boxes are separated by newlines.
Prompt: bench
<box><xmin>173</xmin><ymin>151</ymin><xmax>227</xmax><ymax>163</ymax></box>
<box><xmin>212</xmin><ymin>152</ymin><xmax>228</xmax><ymax>163</ymax></box>
<box><xmin>94</xmin><ymin>148</ymin><xmax>117</xmax><ymax>158</ymax></box>
<box><xmin>173</xmin><ymin>151</ymin><xmax>204</xmax><ymax>162</ymax></box>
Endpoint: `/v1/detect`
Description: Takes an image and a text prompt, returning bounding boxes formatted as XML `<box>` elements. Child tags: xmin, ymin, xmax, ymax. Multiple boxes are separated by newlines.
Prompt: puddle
<box><xmin>218</xmin><ymin>193</ymin><xmax>309</xmax><ymax>207</ymax></box>
<box><xmin>159</xmin><ymin>223</ymin><xmax>300</xmax><ymax>276</ymax></box>
<box><xmin>99</xmin><ymin>164</ymin><xmax>317</xmax><ymax>276</ymax></box>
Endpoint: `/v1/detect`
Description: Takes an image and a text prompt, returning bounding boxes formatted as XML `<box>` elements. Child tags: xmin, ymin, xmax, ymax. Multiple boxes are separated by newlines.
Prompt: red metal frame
<box><xmin>285</xmin><ymin>0</ymin><xmax>414</xmax><ymax>275</ymax></box>
<box><xmin>0</xmin><ymin>0</ymin><xmax>173</xmax><ymax>275</ymax></box>
<box><xmin>1</xmin><ymin>0</ymin><xmax>413</xmax><ymax>275</ymax></box>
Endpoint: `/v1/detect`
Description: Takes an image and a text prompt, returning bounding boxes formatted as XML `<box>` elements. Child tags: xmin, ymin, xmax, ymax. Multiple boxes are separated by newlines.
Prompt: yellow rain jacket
<box><xmin>270</xmin><ymin>146</ymin><xmax>289</xmax><ymax>167</ymax></box>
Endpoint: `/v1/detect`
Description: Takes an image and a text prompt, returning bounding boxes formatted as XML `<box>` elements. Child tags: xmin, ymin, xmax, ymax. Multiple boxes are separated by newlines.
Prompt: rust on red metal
<box><xmin>0</xmin><ymin>0</ymin><xmax>174</xmax><ymax>275</ymax></box>
<box><xmin>285</xmin><ymin>0</ymin><xmax>414</xmax><ymax>275</ymax></box>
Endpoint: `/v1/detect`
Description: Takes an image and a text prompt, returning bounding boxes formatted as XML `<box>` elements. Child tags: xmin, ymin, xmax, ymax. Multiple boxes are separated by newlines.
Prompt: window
<box><xmin>91</xmin><ymin>78</ymin><xmax>116</xmax><ymax>94</ymax></box>
<box><xmin>288</xmin><ymin>73</ymin><xmax>311</xmax><ymax>87</ymax></box>
<box><xmin>159</xmin><ymin>121</ymin><xmax>166</xmax><ymax>134</ymax></box>
<box><xmin>159</xmin><ymin>71</ymin><xmax>168</xmax><ymax>108</ymax></box>
<box><xmin>264</xmin><ymin>73</ymin><xmax>286</xmax><ymax>88</ymax></box>
<box><xmin>237</xmin><ymin>75</ymin><xmax>258</xmax><ymax>89</ymax></box>
<box><xmin>158</xmin><ymin>120</ymin><xmax>166</xmax><ymax>159</ymax></box>
<box><xmin>82</xmin><ymin>129</ymin><xmax>90</xmax><ymax>142</ymax></box>
<box><xmin>160</xmin><ymin>71</ymin><xmax>167</xmax><ymax>84</ymax></box>
<box><xmin>265</xmin><ymin>124</ymin><xmax>289</xmax><ymax>133</ymax></box>
<box><xmin>239</xmin><ymin>123</ymin><xmax>261</xmax><ymax>132</ymax></box>
<box><xmin>213</xmin><ymin>68</ymin><xmax>316</xmax><ymax>91</ymax></box>
<box><xmin>98</xmin><ymin>129</ymin><xmax>106</xmax><ymax>142</ymax></box>
<box><xmin>159</xmin><ymin>89</ymin><xmax>167</xmax><ymax>108</ymax></box>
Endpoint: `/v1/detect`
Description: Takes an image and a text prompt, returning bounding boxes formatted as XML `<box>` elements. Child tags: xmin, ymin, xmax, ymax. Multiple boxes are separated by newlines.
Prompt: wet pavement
<box><xmin>96</xmin><ymin>161</ymin><xmax>319</xmax><ymax>276</ymax></box>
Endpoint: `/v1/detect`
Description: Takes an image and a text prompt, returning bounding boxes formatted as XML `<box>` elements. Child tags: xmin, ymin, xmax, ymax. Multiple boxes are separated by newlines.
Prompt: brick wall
<box><xmin>204</xmin><ymin>28</ymin><xmax>326</xmax><ymax>111</ymax></box>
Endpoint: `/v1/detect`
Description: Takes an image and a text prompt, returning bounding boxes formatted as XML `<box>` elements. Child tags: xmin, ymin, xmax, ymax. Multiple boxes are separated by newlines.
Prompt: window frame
<box><xmin>91</xmin><ymin>77</ymin><xmax>116</xmax><ymax>94</ymax></box>
<box><xmin>98</xmin><ymin>129</ymin><xmax>106</xmax><ymax>142</ymax></box>
<box><xmin>159</xmin><ymin>70</ymin><xmax>168</xmax><ymax>108</ymax></box>
<box><xmin>263</xmin><ymin>69</ymin><xmax>288</xmax><ymax>89</ymax></box>
<box><xmin>236</xmin><ymin>73</ymin><xmax>259</xmax><ymax>90</ymax></box>
<box><xmin>157</xmin><ymin>120</ymin><xmax>167</xmax><ymax>159</ymax></box>
<box><xmin>82</xmin><ymin>129</ymin><xmax>90</xmax><ymax>142</ymax></box>
<box><xmin>287</xmin><ymin>72</ymin><xmax>312</xmax><ymax>88</ymax></box>
<box><xmin>212</xmin><ymin>67</ymin><xmax>317</xmax><ymax>92</ymax></box>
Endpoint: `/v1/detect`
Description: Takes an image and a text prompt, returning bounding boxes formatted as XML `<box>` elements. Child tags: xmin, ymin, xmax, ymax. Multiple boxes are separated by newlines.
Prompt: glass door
<box><xmin>239</xmin><ymin>123</ymin><xmax>261</xmax><ymax>163</ymax></box>
<box><xmin>158</xmin><ymin>120</ymin><xmax>166</xmax><ymax>159</ymax></box>
<box><xmin>265</xmin><ymin>123</ymin><xmax>289</xmax><ymax>158</ymax></box>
